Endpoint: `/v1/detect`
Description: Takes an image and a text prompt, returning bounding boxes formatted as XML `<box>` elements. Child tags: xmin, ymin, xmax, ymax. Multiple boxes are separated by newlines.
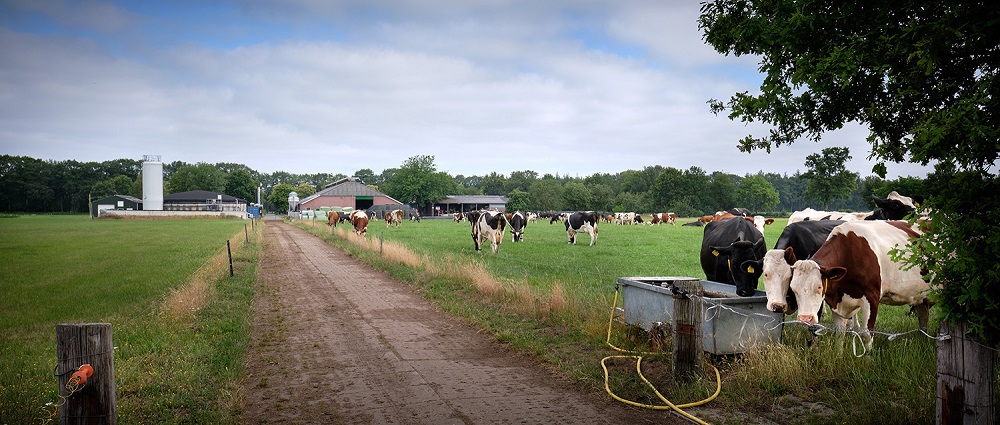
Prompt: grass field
<box><xmin>0</xmin><ymin>215</ymin><xmax>261</xmax><ymax>424</ymax></box>
<box><xmin>297</xmin><ymin>214</ymin><xmax>952</xmax><ymax>424</ymax></box>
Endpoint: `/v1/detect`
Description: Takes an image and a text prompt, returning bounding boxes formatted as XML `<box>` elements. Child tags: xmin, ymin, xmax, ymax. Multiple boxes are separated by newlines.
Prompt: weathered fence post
<box><xmin>672</xmin><ymin>278</ymin><xmax>703</xmax><ymax>382</ymax></box>
<box><xmin>227</xmin><ymin>240</ymin><xmax>234</xmax><ymax>277</ymax></box>
<box><xmin>244</xmin><ymin>223</ymin><xmax>249</xmax><ymax>242</ymax></box>
<box><xmin>937</xmin><ymin>320</ymin><xmax>996</xmax><ymax>425</ymax></box>
<box><xmin>56</xmin><ymin>323</ymin><xmax>116</xmax><ymax>424</ymax></box>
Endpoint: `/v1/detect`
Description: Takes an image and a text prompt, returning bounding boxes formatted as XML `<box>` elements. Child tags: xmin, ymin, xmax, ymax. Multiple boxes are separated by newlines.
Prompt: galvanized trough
<box><xmin>616</xmin><ymin>276</ymin><xmax>784</xmax><ymax>355</ymax></box>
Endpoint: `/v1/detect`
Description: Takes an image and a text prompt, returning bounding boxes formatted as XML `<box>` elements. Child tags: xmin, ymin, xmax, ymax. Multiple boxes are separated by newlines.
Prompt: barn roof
<box><xmin>92</xmin><ymin>194</ymin><xmax>143</xmax><ymax>203</ymax></box>
<box><xmin>164</xmin><ymin>190</ymin><xmax>246</xmax><ymax>203</ymax></box>
<box><xmin>301</xmin><ymin>177</ymin><xmax>402</xmax><ymax>204</ymax></box>
<box><xmin>437</xmin><ymin>195</ymin><xmax>508</xmax><ymax>204</ymax></box>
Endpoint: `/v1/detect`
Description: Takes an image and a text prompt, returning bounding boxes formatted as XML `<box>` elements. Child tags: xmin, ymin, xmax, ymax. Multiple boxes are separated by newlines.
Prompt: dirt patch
<box><xmin>240</xmin><ymin>221</ymin><xmax>686</xmax><ymax>424</ymax></box>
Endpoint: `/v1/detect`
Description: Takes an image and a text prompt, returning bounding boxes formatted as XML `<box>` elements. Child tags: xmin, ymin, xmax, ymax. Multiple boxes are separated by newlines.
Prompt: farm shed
<box><xmin>430</xmin><ymin>195</ymin><xmax>508</xmax><ymax>216</ymax></box>
<box><xmin>299</xmin><ymin>177</ymin><xmax>402</xmax><ymax>212</ymax></box>
<box><xmin>91</xmin><ymin>194</ymin><xmax>142</xmax><ymax>218</ymax></box>
<box><xmin>163</xmin><ymin>190</ymin><xmax>247</xmax><ymax>213</ymax></box>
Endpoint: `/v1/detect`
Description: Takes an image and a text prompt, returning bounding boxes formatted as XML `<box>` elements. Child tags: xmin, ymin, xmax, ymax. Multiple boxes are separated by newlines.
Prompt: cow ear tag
<box><xmin>746</xmin><ymin>265</ymin><xmax>755</xmax><ymax>274</ymax></box>
<box><xmin>712</xmin><ymin>249</ymin><xmax>720</xmax><ymax>257</ymax></box>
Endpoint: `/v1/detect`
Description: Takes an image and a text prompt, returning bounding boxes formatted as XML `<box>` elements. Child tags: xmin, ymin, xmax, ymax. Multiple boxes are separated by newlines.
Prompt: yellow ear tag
<box><xmin>712</xmin><ymin>250</ymin><xmax>720</xmax><ymax>257</ymax></box>
<box><xmin>747</xmin><ymin>266</ymin><xmax>755</xmax><ymax>273</ymax></box>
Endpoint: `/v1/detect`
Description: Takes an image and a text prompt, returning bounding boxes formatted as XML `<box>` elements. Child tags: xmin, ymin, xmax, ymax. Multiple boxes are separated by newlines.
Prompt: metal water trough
<box><xmin>616</xmin><ymin>276</ymin><xmax>783</xmax><ymax>355</ymax></box>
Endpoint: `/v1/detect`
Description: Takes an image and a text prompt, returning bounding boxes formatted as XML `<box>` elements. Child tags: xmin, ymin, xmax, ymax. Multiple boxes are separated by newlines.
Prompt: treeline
<box><xmin>0</xmin><ymin>154</ymin><xmax>941</xmax><ymax>216</ymax></box>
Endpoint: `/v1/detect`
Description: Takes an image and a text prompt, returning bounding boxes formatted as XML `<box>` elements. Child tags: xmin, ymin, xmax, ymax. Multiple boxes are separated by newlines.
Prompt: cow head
<box><xmin>869</xmin><ymin>192</ymin><xmax>918</xmax><ymax>220</ymax></box>
<box><xmin>751</xmin><ymin>247</ymin><xmax>799</xmax><ymax>314</ymax></box>
<box><xmin>789</xmin><ymin>260</ymin><xmax>848</xmax><ymax>324</ymax></box>
<box><xmin>710</xmin><ymin>237</ymin><xmax>765</xmax><ymax>297</ymax></box>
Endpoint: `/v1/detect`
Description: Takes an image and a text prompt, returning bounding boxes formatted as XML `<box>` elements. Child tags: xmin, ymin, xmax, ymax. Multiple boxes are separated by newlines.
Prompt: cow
<box><xmin>473</xmin><ymin>210</ymin><xmax>506</xmax><ymax>253</ymax></box>
<box><xmin>789</xmin><ymin>220</ymin><xmax>930</xmax><ymax>348</ymax></box>
<box><xmin>409</xmin><ymin>211</ymin><xmax>421</xmax><ymax>222</ymax></box>
<box><xmin>527</xmin><ymin>212</ymin><xmax>538</xmax><ymax>223</ymax></box>
<box><xmin>384</xmin><ymin>209</ymin><xmax>403</xmax><ymax>228</ymax></box>
<box><xmin>505</xmin><ymin>211</ymin><xmax>527</xmax><ymax>242</ymax></box>
<box><xmin>633</xmin><ymin>215</ymin><xmax>645</xmax><ymax>225</ymax></box>
<box><xmin>605</xmin><ymin>214</ymin><xmax>614</xmax><ymax>223</ymax></box>
<box><xmin>651</xmin><ymin>212</ymin><xmax>677</xmax><ymax>225</ymax></box>
<box><xmin>788</xmin><ymin>208</ymin><xmax>869</xmax><ymax>223</ymax></box>
<box><xmin>741</xmin><ymin>220</ymin><xmax>845</xmax><ymax>314</ymax></box>
<box><xmin>326</xmin><ymin>211</ymin><xmax>340</xmax><ymax>227</ymax></box>
<box><xmin>550</xmin><ymin>212</ymin><xmax>568</xmax><ymax>224</ymax></box>
<box><xmin>350</xmin><ymin>210</ymin><xmax>369</xmax><ymax>236</ymax></box>
<box><xmin>866</xmin><ymin>191</ymin><xmax>922</xmax><ymax>220</ymax></box>
<box><xmin>454</xmin><ymin>212</ymin><xmax>464</xmax><ymax>222</ymax></box>
<box><xmin>564</xmin><ymin>211</ymin><xmax>599</xmax><ymax>246</ymax></box>
<box><xmin>751</xmin><ymin>215</ymin><xmax>775</xmax><ymax>235</ymax></box>
<box><xmin>700</xmin><ymin>217</ymin><xmax>766</xmax><ymax>297</ymax></box>
<box><xmin>697</xmin><ymin>215</ymin><xmax>714</xmax><ymax>224</ymax></box>
<box><xmin>614</xmin><ymin>212</ymin><xmax>637</xmax><ymax>225</ymax></box>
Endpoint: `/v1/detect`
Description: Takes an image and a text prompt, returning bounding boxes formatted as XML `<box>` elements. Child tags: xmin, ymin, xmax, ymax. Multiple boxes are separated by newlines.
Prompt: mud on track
<box><xmin>240</xmin><ymin>221</ymin><xmax>682</xmax><ymax>424</ymax></box>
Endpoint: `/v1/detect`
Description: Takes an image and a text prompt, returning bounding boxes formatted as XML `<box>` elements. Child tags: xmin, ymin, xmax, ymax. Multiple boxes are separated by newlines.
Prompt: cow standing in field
<box><xmin>454</xmin><ymin>212</ymin><xmax>464</xmax><ymax>223</ymax></box>
<box><xmin>789</xmin><ymin>220</ymin><xmax>931</xmax><ymax>348</ymax></box>
<box><xmin>327</xmin><ymin>211</ymin><xmax>339</xmax><ymax>228</ymax></box>
<box><xmin>384</xmin><ymin>209</ymin><xmax>403</xmax><ymax>228</ymax></box>
<box><xmin>507</xmin><ymin>211</ymin><xmax>527</xmax><ymax>242</ymax></box>
<box><xmin>473</xmin><ymin>210</ymin><xmax>507</xmax><ymax>253</ymax></box>
<box><xmin>741</xmin><ymin>220</ymin><xmax>845</xmax><ymax>314</ymax></box>
<box><xmin>564</xmin><ymin>211</ymin><xmax>599</xmax><ymax>246</ymax></box>
<box><xmin>651</xmin><ymin>212</ymin><xmax>677</xmax><ymax>225</ymax></box>
<box><xmin>350</xmin><ymin>210</ymin><xmax>369</xmax><ymax>237</ymax></box>
<box><xmin>700</xmin><ymin>217</ymin><xmax>766</xmax><ymax>297</ymax></box>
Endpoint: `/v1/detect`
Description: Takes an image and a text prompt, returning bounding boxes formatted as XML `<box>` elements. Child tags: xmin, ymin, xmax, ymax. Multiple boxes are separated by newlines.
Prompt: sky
<box><xmin>0</xmin><ymin>0</ymin><xmax>934</xmax><ymax>180</ymax></box>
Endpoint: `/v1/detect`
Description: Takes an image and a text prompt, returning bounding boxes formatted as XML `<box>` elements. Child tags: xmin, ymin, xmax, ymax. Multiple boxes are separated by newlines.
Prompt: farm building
<box><xmin>163</xmin><ymin>190</ymin><xmax>247</xmax><ymax>213</ymax></box>
<box><xmin>91</xmin><ymin>194</ymin><xmax>142</xmax><ymax>218</ymax></box>
<box><xmin>299</xmin><ymin>177</ymin><xmax>402</xmax><ymax>212</ymax></box>
<box><xmin>430</xmin><ymin>195</ymin><xmax>508</xmax><ymax>216</ymax></box>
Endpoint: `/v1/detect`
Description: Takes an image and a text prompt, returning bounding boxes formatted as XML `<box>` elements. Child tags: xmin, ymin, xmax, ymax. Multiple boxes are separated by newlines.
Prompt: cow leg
<box><xmin>568</xmin><ymin>230</ymin><xmax>576</xmax><ymax>244</ymax></box>
<box><xmin>589</xmin><ymin>229</ymin><xmax>597</xmax><ymax>246</ymax></box>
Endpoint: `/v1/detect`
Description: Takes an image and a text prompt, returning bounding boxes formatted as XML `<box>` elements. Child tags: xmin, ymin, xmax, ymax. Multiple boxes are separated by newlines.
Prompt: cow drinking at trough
<box><xmin>350</xmin><ymin>210</ymin><xmax>369</xmax><ymax>237</ymax></box>
<box><xmin>700</xmin><ymin>217</ymin><xmax>766</xmax><ymax>297</ymax></box>
<box><xmin>507</xmin><ymin>211</ymin><xmax>527</xmax><ymax>242</ymax></box>
<box><xmin>564</xmin><ymin>211</ymin><xmax>599</xmax><ymax>246</ymax></box>
<box><xmin>789</xmin><ymin>220</ymin><xmax>931</xmax><ymax>348</ymax></box>
<box><xmin>741</xmin><ymin>220</ymin><xmax>845</xmax><ymax>314</ymax></box>
<box><xmin>473</xmin><ymin>210</ymin><xmax>506</xmax><ymax>253</ymax></box>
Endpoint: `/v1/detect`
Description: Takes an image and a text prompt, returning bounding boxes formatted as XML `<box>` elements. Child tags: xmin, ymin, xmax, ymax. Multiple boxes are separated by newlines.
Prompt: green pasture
<box><xmin>300</xmin><ymin>214</ymin><xmax>950</xmax><ymax>424</ymax></box>
<box><xmin>0</xmin><ymin>215</ymin><xmax>260</xmax><ymax>424</ymax></box>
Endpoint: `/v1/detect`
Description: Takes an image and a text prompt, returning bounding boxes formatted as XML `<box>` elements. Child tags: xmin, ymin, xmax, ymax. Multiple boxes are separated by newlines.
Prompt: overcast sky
<box><xmin>1</xmin><ymin>0</ymin><xmax>933</xmax><ymax>179</ymax></box>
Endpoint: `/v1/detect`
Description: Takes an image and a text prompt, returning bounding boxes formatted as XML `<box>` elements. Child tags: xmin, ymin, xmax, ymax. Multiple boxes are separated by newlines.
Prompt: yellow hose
<box><xmin>603</xmin><ymin>289</ymin><xmax>721</xmax><ymax>425</ymax></box>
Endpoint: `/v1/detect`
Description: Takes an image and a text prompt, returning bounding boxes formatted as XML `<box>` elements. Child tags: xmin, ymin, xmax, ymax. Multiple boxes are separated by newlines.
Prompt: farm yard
<box><xmin>1</xmin><ymin>213</ymin><xmax>992</xmax><ymax>424</ymax></box>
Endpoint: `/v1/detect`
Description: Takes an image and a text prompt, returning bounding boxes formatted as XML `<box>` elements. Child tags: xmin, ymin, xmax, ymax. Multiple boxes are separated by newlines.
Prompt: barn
<box><xmin>163</xmin><ymin>190</ymin><xmax>247</xmax><ymax>213</ymax></box>
<box><xmin>90</xmin><ymin>194</ymin><xmax>142</xmax><ymax>218</ymax></box>
<box><xmin>430</xmin><ymin>195</ymin><xmax>508</xmax><ymax>217</ymax></box>
<box><xmin>299</xmin><ymin>177</ymin><xmax>402</xmax><ymax>212</ymax></box>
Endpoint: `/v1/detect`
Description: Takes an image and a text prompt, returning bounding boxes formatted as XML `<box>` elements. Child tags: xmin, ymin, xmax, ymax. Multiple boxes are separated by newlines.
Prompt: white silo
<box><xmin>142</xmin><ymin>154</ymin><xmax>164</xmax><ymax>210</ymax></box>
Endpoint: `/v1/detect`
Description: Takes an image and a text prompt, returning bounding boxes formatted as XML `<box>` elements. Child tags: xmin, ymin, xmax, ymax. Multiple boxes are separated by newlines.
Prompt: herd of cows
<box><xmin>322</xmin><ymin>191</ymin><xmax>928</xmax><ymax>347</ymax></box>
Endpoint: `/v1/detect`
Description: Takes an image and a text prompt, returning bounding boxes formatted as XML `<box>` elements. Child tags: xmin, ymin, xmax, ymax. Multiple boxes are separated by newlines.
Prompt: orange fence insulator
<box><xmin>69</xmin><ymin>364</ymin><xmax>94</xmax><ymax>386</ymax></box>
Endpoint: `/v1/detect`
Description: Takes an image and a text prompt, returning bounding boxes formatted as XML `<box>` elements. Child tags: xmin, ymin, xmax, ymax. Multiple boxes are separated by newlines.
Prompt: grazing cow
<box><xmin>633</xmin><ymin>215</ymin><xmax>645</xmax><ymax>225</ymax></box>
<box><xmin>605</xmin><ymin>214</ymin><xmax>614</xmax><ymax>223</ymax></box>
<box><xmin>409</xmin><ymin>211</ymin><xmax>421</xmax><ymax>222</ymax></box>
<box><xmin>326</xmin><ymin>211</ymin><xmax>339</xmax><ymax>227</ymax></box>
<box><xmin>473</xmin><ymin>210</ymin><xmax>506</xmax><ymax>253</ymax></box>
<box><xmin>564</xmin><ymin>211</ymin><xmax>599</xmax><ymax>246</ymax></box>
<box><xmin>350</xmin><ymin>210</ymin><xmax>369</xmax><ymax>236</ymax></box>
<box><xmin>507</xmin><ymin>211</ymin><xmax>527</xmax><ymax>242</ymax></box>
<box><xmin>454</xmin><ymin>212</ymin><xmax>464</xmax><ymax>222</ymax></box>
<box><xmin>789</xmin><ymin>220</ymin><xmax>930</xmax><ymax>347</ymax></box>
<box><xmin>741</xmin><ymin>220</ymin><xmax>845</xmax><ymax>314</ymax></box>
<box><xmin>614</xmin><ymin>212</ymin><xmax>637</xmax><ymax>225</ymax></box>
<box><xmin>384</xmin><ymin>209</ymin><xmax>403</xmax><ymax>228</ymax></box>
<box><xmin>700</xmin><ymin>217</ymin><xmax>766</xmax><ymax>297</ymax></box>
<box><xmin>550</xmin><ymin>212</ymin><xmax>568</xmax><ymax>224</ymax></box>
<box><xmin>651</xmin><ymin>212</ymin><xmax>677</xmax><ymax>225</ymax></box>
<box><xmin>527</xmin><ymin>212</ymin><xmax>538</xmax><ymax>224</ymax></box>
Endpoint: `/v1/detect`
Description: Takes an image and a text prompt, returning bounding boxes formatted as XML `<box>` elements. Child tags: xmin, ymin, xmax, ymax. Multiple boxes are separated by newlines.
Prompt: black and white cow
<box><xmin>700</xmin><ymin>217</ymin><xmax>766</xmax><ymax>297</ymax></box>
<box><xmin>741</xmin><ymin>220</ymin><xmax>845</xmax><ymax>314</ymax></box>
<box><xmin>507</xmin><ymin>211</ymin><xmax>527</xmax><ymax>242</ymax></box>
<box><xmin>473</xmin><ymin>210</ymin><xmax>506</xmax><ymax>253</ymax></box>
<box><xmin>866</xmin><ymin>191</ymin><xmax>923</xmax><ymax>220</ymax></box>
<box><xmin>564</xmin><ymin>211</ymin><xmax>599</xmax><ymax>246</ymax></box>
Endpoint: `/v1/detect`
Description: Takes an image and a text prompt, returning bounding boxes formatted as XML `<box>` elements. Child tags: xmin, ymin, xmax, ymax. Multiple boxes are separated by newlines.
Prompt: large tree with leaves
<box><xmin>801</xmin><ymin>147</ymin><xmax>858</xmax><ymax>209</ymax></box>
<box><xmin>700</xmin><ymin>0</ymin><xmax>999</xmax><ymax>347</ymax></box>
<box><xmin>381</xmin><ymin>155</ymin><xmax>455</xmax><ymax>209</ymax></box>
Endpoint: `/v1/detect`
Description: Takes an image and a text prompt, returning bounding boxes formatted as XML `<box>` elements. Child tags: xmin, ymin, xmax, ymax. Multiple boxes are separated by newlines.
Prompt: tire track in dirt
<box><xmin>241</xmin><ymin>221</ymin><xmax>679</xmax><ymax>424</ymax></box>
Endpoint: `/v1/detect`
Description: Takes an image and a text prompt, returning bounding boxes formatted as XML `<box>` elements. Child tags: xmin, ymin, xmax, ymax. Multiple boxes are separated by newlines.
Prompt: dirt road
<box><xmin>241</xmin><ymin>221</ymin><xmax>680</xmax><ymax>424</ymax></box>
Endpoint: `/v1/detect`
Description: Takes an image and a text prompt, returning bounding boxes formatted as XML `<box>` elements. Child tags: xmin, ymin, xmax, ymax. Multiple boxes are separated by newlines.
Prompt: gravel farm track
<box><xmin>239</xmin><ymin>220</ymin><xmax>686</xmax><ymax>424</ymax></box>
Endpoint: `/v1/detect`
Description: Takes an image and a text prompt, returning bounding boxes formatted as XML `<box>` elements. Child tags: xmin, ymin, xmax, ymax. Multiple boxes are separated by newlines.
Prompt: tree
<box><xmin>267</xmin><ymin>183</ymin><xmax>295</xmax><ymax>214</ymax></box>
<box><xmin>562</xmin><ymin>182</ymin><xmax>591</xmax><ymax>211</ymax></box>
<box><xmin>167</xmin><ymin>163</ymin><xmax>226</xmax><ymax>193</ymax></box>
<box><xmin>528</xmin><ymin>178</ymin><xmax>563</xmax><ymax>211</ymax></box>
<box><xmin>700</xmin><ymin>0</ymin><xmax>1000</xmax><ymax>350</ymax></box>
<box><xmin>649</xmin><ymin>167</ymin><xmax>684</xmax><ymax>211</ymax></box>
<box><xmin>353</xmin><ymin>168</ymin><xmax>377</xmax><ymax>185</ymax></box>
<box><xmin>91</xmin><ymin>175</ymin><xmax>134</xmax><ymax>199</ymax></box>
<box><xmin>381</xmin><ymin>155</ymin><xmax>455</xmax><ymax>209</ymax></box>
<box><xmin>801</xmin><ymin>147</ymin><xmax>858</xmax><ymax>209</ymax></box>
<box><xmin>225</xmin><ymin>169</ymin><xmax>259</xmax><ymax>203</ymax></box>
<box><xmin>506</xmin><ymin>189</ymin><xmax>530</xmax><ymax>212</ymax></box>
<box><xmin>480</xmin><ymin>172</ymin><xmax>507</xmax><ymax>195</ymax></box>
<box><xmin>705</xmin><ymin>172</ymin><xmax>738</xmax><ymax>214</ymax></box>
<box><xmin>736</xmin><ymin>174</ymin><xmax>780</xmax><ymax>213</ymax></box>
<box><xmin>589</xmin><ymin>184</ymin><xmax>614</xmax><ymax>212</ymax></box>
<box><xmin>293</xmin><ymin>183</ymin><xmax>316</xmax><ymax>198</ymax></box>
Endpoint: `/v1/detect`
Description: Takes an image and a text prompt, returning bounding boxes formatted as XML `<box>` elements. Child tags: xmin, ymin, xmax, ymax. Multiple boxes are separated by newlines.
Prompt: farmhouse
<box><xmin>90</xmin><ymin>194</ymin><xmax>142</xmax><ymax>218</ymax></box>
<box><xmin>299</xmin><ymin>177</ymin><xmax>402</xmax><ymax>212</ymax></box>
<box><xmin>430</xmin><ymin>195</ymin><xmax>508</xmax><ymax>216</ymax></box>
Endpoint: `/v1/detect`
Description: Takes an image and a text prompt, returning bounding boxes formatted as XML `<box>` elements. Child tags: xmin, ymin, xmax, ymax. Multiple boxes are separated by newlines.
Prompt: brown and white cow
<box><xmin>473</xmin><ymin>210</ymin><xmax>506</xmax><ymax>253</ymax></box>
<box><xmin>651</xmin><ymin>212</ymin><xmax>677</xmax><ymax>225</ymax></box>
<box><xmin>454</xmin><ymin>212</ymin><xmax>464</xmax><ymax>223</ymax></box>
<box><xmin>326</xmin><ymin>211</ymin><xmax>339</xmax><ymax>227</ymax></box>
<box><xmin>350</xmin><ymin>210</ymin><xmax>369</xmax><ymax>237</ymax></box>
<box><xmin>789</xmin><ymin>220</ymin><xmax>930</xmax><ymax>347</ymax></box>
<box><xmin>751</xmin><ymin>215</ymin><xmax>774</xmax><ymax>235</ymax></box>
<box><xmin>384</xmin><ymin>209</ymin><xmax>403</xmax><ymax>228</ymax></box>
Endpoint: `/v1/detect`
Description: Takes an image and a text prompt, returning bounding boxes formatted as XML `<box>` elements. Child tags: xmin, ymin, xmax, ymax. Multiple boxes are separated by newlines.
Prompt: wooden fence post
<box><xmin>937</xmin><ymin>320</ymin><xmax>996</xmax><ymax>425</ymax></box>
<box><xmin>227</xmin><ymin>240</ymin><xmax>234</xmax><ymax>277</ymax></box>
<box><xmin>672</xmin><ymin>279</ymin><xmax>703</xmax><ymax>382</ymax></box>
<box><xmin>56</xmin><ymin>323</ymin><xmax>116</xmax><ymax>424</ymax></box>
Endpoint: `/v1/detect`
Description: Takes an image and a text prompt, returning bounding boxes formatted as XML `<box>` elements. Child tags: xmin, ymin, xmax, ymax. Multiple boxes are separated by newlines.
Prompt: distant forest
<box><xmin>0</xmin><ymin>154</ymin><xmax>944</xmax><ymax>216</ymax></box>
